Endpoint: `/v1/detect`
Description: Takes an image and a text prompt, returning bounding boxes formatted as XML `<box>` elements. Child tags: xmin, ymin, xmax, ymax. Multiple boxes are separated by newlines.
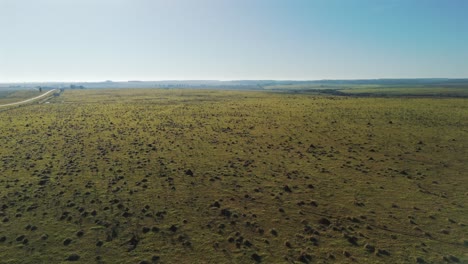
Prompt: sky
<box><xmin>1</xmin><ymin>0</ymin><xmax>467</xmax><ymax>82</ymax></box>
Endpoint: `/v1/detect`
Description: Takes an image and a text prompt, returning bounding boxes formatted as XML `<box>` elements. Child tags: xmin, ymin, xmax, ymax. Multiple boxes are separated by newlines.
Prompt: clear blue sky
<box><xmin>1</xmin><ymin>0</ymin><xmax>467</xmax><ymax>82</ymax></box>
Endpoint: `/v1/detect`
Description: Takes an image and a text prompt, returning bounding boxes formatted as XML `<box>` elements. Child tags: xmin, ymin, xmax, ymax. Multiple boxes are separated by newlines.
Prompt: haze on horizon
<box><xmin>1</xmin><ymin>0</ymin><xmax>467</xmax><ymax>83</ymax></box>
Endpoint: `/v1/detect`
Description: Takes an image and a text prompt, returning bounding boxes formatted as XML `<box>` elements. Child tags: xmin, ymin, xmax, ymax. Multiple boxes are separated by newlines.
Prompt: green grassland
<box><xmin>337</xmin><ymin>87</ymin><xmax>468</xmax><ymax>97</ymax></box>
<box><xmin>263</xmin><ymin>83</ymin><xmax>468</xmax><ymax>98</ymax></box>
<box><xmin>0</xmin><ymin>90</ymin><xmax>44</xmax><ymax>104</ymax></box>
<box><xmin>0</xmin><ymin>89</ymin><xmax>467</xmax><ymax>263</ymax></box>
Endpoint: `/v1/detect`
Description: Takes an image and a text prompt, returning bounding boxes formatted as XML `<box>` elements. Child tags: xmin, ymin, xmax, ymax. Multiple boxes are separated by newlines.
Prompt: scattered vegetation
<box><xmin>0</xmin><ymin>88</ymin><xmax>466</xmax><ymax>263</ymax></box>
<box><xmin>0</xmin><ymin>90</ymin><xmax>43</xmax><ymax>104</ymax></box>
<box><xmin>337</xmin><ymin>86</ymin><xmax>468</xmax><ymax>97</ymax></box>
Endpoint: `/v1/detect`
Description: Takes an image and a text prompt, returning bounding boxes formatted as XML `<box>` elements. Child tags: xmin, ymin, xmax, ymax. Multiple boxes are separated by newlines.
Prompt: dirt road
<box><xmin>0</xmin><ymin>89</ymin><xmax>57</xmax><ymax>108</ymax></box>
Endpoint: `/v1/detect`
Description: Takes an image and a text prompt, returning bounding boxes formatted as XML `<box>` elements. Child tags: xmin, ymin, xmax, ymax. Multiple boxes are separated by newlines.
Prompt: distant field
<box><xmin>0</xmin><ymin>90</ymin><xmax>44</xmax><ymax>104</ymax></box>
<box><xmin>263</xmin><ymin>84</ymin><xmax>379</xmax><ymax>90</ymax></box>
<box><xmin>263</xmin><ymin>83</ymin><xmax>468</xmax><ymax>97</ymax></box>
<box><xmin>0</xmin><ymin>89</ymin><xmax>467</xmax><ymax>263</ymax></box>
<box><xmin>337</xmin><ymin>86</ymin><xmax>468</xmax><ymax>97</ymax></box>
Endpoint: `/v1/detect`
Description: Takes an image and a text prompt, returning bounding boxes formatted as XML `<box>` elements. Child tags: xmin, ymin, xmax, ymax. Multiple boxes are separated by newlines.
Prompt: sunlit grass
<box><xmin>0</xmin><ymin>90</ymin><xmax>43</xmax><ymax>104</ymax></box>
<box><xmin>0</xmin><ymin>89</ymin><xmax>466</xmax><ymax>263</ymax></box>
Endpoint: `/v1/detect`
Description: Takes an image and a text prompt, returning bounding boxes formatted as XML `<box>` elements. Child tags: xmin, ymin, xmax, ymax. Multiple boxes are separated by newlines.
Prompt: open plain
<box><xmin>0</xmin><ymin>89</ymin><xmax>467</xmax><ymax>263</ymax></box>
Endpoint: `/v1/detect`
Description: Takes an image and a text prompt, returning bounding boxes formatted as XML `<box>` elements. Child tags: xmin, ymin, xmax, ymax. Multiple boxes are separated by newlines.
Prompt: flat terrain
<box><xmin>0</xmin><ymin>90</ymin><xmax>46</xmax><ymax>104</ymax></box>
<box><xmin>337</xmin><ymin>87</ymin><xmax>468</xmax><ymax>97</ymax></box>
<box><xmin>0</xmin><ymin>90</ymin><xmax>57</xmax><ymax>108</ymax></box>
<box><xmin>0</xmin><ymin>89</ymin><xmax>467</xmax><ymax>263</ymax></box>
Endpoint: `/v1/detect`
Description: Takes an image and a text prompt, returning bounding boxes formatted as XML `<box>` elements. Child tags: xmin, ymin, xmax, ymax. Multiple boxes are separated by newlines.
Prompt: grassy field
<box><xmin>0</xmin><ymin>90</ymin><xmax>44</xmax><ymax>104</ymax></box>
<box><xmin>337</xmin><ymin>87</ymin><xmax>468</xmax><ymax>97</ymax></box>
<box><xmin>263</xmin><ymin>83</ymin><xmax>468</xmax><ymax>98</ymax></box>
<box><xmin>0</xmin><ymin>89</ymin><xmax>467</xmax><ymax>263</ymax></box>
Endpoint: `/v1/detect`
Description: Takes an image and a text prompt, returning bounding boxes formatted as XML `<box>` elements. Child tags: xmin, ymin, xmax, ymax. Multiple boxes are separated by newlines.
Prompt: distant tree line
<box><xmin>70</xmin><ymin>85</ymin><xmax>85</xmax><ymax>89</ymax></box>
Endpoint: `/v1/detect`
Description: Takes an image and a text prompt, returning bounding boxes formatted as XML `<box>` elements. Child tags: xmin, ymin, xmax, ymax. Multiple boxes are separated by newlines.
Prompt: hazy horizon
<box><xmin>1</xmin><ymin>0</ymin><xmax>468</xmax><ymax>82</ymax></box>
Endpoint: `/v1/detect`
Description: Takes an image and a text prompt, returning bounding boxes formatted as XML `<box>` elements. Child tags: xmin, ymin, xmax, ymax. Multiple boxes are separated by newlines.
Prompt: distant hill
<box><xmin>1</xmin><ymin>78</ymin><xmax>468</xmax><ymax>90</ymax></box>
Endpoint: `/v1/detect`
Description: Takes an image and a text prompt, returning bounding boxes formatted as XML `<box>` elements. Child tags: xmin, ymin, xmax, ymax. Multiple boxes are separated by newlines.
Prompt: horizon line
<box><xmin>2</xmin><ymin>77</ymin><xmax>468</xmax><ymax>84</ymax></box>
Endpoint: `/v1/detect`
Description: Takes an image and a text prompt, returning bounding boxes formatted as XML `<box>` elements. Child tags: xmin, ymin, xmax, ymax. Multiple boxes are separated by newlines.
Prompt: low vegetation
<box><xmin>0</xmin><ymin>90</ymin><xmax>43</xmax><ymax>104</ymax></box>
<box><xmin>0</xmin><ymin>89</ymin><xmax>467</xmax><ymax>263</ymax></box>
<box><xmin>337</xmin><ymin>87</ymin><xmax>468</xmax><ymax>97</ymax></box>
